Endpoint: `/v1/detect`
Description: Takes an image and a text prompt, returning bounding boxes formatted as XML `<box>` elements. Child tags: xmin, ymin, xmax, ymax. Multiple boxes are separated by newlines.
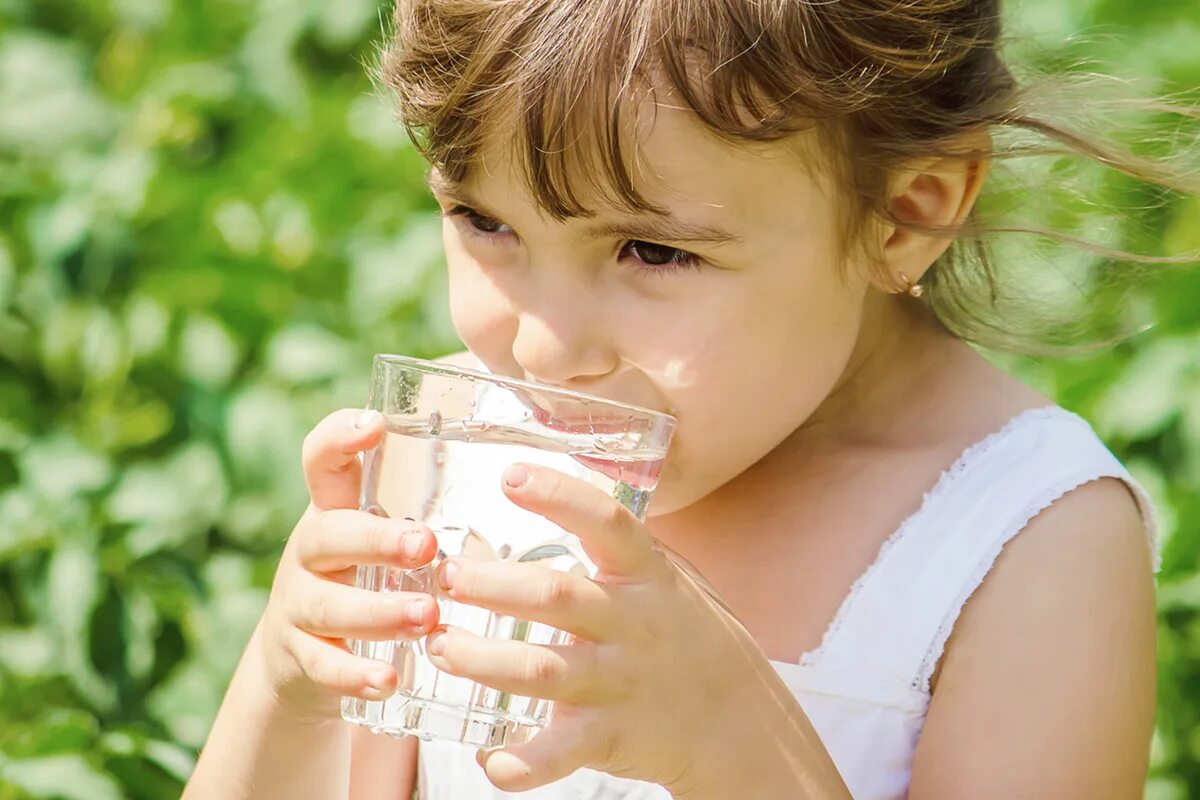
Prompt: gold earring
<box><xmin>898</xmin><ymin>272</ymin><xmax>924</xmax><ymax>298</ymax></box>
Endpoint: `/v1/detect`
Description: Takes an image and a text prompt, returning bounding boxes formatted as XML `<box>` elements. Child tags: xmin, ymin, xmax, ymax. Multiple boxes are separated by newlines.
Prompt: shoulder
<box><xmin>912</xmin><ymin>478</ymin><xmax>1157</xmax><ymax>799</ymax></box>
<box><xmin>979</xmin><ymin>473</ymin><xmax>1152</xmax><ymax>591</ymax></box>
<box><xmin>946</xmin><ymin>477</ymin><xmax>1154</xmax><ymax>671</ymax></box>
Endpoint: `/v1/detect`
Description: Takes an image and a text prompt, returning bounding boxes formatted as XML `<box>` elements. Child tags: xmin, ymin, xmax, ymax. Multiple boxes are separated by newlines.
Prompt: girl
<box><xmin>185</xmin><ymin>0</ymin><xmax>1189</xmax><ymax>797</ymax></box>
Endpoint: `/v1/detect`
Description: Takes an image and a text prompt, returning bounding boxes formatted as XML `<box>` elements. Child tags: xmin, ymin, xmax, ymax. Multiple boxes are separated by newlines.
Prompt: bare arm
<box><xmin>182</xmin><ymin>622</ymin><xmax>351</xmax><ymax>800</ymax></box>
<box><xmin>187</xmin><ymin>353</ymin><xmax>485</xmax><ymax>797</ymax></box>
<box><xmin>187</xmin><ymin>629</ymin><xmax>421</xmax><ymax>800</ymax></box>
<box><xmin>349</xmin><ymin>726</ymin><xmax>418</xmax><ymax>799</ymax></box>
<box><xmin>183</xmin><ymin>408</ymin><xmax>440</xmax><ymax>799</ymax></box>
<box><xmin>910</xmin><ymin>478</ymin><xmax>1157</xmax><ymax>799</ymax></box>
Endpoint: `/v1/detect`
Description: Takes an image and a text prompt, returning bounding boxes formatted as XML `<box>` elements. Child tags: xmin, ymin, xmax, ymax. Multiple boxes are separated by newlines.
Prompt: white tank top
<box><xmin>416</xmin><ymin>406</ymin><xmax>1159</xmax><ymax>799</ymax></box>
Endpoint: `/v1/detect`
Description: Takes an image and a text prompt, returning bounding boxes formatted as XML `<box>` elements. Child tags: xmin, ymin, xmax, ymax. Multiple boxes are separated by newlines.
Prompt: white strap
<box><xmin>808</xmin><ymin>407</ymin><xmax>1158</xmax><ymax>693</ymax></box>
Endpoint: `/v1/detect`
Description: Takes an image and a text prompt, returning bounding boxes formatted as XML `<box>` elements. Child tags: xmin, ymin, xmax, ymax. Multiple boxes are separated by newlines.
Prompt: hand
<box><xmin>422</xmin><ymin>463</ymin><xmax>787</xmax><ymax>794</ymax></box>
<box><xmin>256</xmin><ymin>408</ymin><xmax>440</xmax><ymax>723</ymax></box>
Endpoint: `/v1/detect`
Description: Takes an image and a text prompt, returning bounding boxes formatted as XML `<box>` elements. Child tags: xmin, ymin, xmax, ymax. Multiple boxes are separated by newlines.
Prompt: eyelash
<box><xmin>442</xmin><ymin>205</ymin><xmax>702</xmax><ymax>275</ymax></box>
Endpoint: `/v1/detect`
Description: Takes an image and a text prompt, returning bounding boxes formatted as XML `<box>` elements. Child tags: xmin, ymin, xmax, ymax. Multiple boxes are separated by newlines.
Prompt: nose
<box><xmin>510</xmin><ymin>281</ymin><xmax>618</xmax><ymax>387</ymax></box>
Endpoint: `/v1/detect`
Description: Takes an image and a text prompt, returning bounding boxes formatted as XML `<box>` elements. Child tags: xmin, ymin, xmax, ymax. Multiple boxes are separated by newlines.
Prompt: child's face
<box><xmin>431</xmin><ymin>99</ymin><xmax>877</xmax><ymax>515</ymax></box>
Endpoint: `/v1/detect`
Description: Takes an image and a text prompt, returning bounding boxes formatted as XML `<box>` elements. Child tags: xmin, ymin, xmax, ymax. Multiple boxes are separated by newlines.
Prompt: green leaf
<box><xmin>178</xmin><ymin>314</ymin><xmax>240</xmax><ymax>389</ymax></box>
<box><xmin>41</xmin><ymin>542</ymin><xmax>115</xmax><ymax>711</ymax></box>
<box><xmin>224</xmin><ymin>384</ymin><xmax>303</xmax><ymax>486</ymax></box>
<box><xmin>140</xmin><ymin>739</ymin><xmax>196</xmax><ymax>783</ymax></box>
<box><xmin>146</xmin><ymin>553</ymin><xmax>267</xmax><ymax>748</ymax></box>
<box><xmin>2</xmin><ymin>709</ymin><xmax>99</xmax><ymax>757</ymax></box>
<box><xmin>0</xmin><ymin>627</ymin><xmax>55</xmax><ymax>676</ymax></box>
<box><xmin>265</xmin><ymin>324</ymin><xmax>354</xmax><ymax>383</ymax></box>
<box><xmin>0</xmin><ymin>236</ymin><xmax>14</xmax><ymax>310</ymax></box>
<box><xmin>264</xmin><ymin>192</ymin><xmax>315</xmax><ymax>270</ymax></box>
<box><xmin>0</xmin><ymin>33</ymin><xmax>115</xmax><ymax>153</ymax></box>
<box><xmin>1145</xmin><ymin>776</ymin><xmax>1188</xmax><ymax>800</ymax></box>
<box><xmin>1</xmin><ymin>754</ymin><xmax>123</xmax><ymax>800</ymax></box>
<box><xmin>121</xmin><ymin>585</ymin><xmax>158</xmax><ymax>682</ymax></box>
<box><xmin>110</xmin><ymin>0</ymin><xmax>170</xmax><ymax>32</ymax></box>
<box><xmin>123</xmin><ymin>295</ymin><xmax>169</xmax><ymax>361</ymax></box>
<box><xmin>1093</xmin><ymin>336</ymin><xmax>1197</xmax><ymax>441</ymax></box>
<box><xmin>20</xmin><ymin>435</ymin><xmax>112</xmax><ymax>504</ymax></box>
<box><xmin>211</xmin><ymin>199</ymin><xmax>263</xmax><ymax>257</ymax></box>
<box><xmin>345</xmin><ymin>216</ymin><xmax>445</xmax><ymax>330</ymax></box>
<box><xmin>144</xmin><ymin>657</ymin><xmax>221</xmax><ymax>751</ymax></box>
<box><xmin>0</xmin><ymin>490</ymin><xmax>55</xmax><ymax>559</ymax></box>
<box><xmin>106</xmin><ymin>442</ymin><xmax>228</xmax><ymax>545</ymax></box>
<box><xmin>99</xmin><ymin>731</ymin><xmax>196</xmax><ymax>784</ymax></box>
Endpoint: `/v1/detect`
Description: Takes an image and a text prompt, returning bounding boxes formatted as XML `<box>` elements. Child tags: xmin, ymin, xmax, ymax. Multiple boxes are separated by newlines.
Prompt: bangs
<box><xmin>381</xmin><ymin>0</ymin><xmax>830</xmax><ymax>219</ymax></box>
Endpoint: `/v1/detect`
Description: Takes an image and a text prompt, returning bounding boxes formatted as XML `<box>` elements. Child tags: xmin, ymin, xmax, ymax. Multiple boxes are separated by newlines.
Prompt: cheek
<box><xmin>641</xmin><ymin>269</ymin><xmax>867</xmax><ymax>511</ymax></box>
<box><xmin>443</xmin><ymin>227</ymin><xmax>516</xmax><ymax>361</ymax></box>
<box><xmin>626</xmin><ymin>270</ymin><xmax>861</xmax><ymax>406</ymax></box>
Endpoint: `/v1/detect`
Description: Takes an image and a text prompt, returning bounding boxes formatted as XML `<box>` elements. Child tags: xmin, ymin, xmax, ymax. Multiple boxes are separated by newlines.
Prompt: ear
<box><xmin>879</xmin><ymin>140</ymin><xmax>990</xmax><ymax>292</ymax></box>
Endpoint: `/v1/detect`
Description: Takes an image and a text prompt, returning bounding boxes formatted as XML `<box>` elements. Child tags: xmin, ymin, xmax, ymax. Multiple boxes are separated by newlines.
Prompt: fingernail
<box><xmin>426</xmin><ymin>631</ymin><xmax>445</xmax><ymax>657</ymax></box>
<box><xmin>355</xmin><ymin>409</ymin><xmax>381</xmax><ymax>430</ymax></box>
<box><xmin>438</xmin><ymin>560</ymin><xmax>457</xmax><ymax>592</ymax></box>
<box><xmin>400</xmin><ymin>528</ymin><xmax>424</xmax><ymax>561</ymax></box>
<box><xmin>504</xmin><ymin>464</ymin><xmax>532</xmax><ymax>488</ymax></box>
<box><xmin>405</xmin><ymin>597</ymin><xmax>430</xmax><ymax>627</ymax></box>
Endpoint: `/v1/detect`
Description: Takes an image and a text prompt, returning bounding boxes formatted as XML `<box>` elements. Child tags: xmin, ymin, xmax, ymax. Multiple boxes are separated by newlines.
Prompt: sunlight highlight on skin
<box><xmin>660</xmin><ymin>358</ymin><xmax>691</xmax><ymax>389</ymax></box>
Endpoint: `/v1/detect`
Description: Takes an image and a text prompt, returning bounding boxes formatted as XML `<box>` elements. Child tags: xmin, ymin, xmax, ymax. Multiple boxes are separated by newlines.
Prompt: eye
<box><xmin>621</xmin><ymin>240</ymin><xmax>702</xmax><ymax>274</ymax></box>
<box><xmin>445</xmin><ymin>205</ymin><xmax>514</xmax><ymax>238</ymax></box>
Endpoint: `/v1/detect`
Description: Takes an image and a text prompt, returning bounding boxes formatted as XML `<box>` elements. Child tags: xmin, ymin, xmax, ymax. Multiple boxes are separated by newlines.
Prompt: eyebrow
<box><xmin>425</xmin><ymin>170</ymin><xmax>741</xmax><ymax>246</ymax></box>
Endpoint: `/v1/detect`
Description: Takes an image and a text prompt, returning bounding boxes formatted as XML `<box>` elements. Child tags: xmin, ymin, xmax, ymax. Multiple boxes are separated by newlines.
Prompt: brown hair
<box><xmin>377</xmin><ymin>0</ymin><xmax>1197</xmax><ymax>353</ymax></box>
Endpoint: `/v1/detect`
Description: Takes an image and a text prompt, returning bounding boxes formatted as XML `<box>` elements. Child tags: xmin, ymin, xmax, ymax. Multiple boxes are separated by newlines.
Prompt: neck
<box><xmin>801</xmin><ymin>290</ymin><xmax>964</xmax><ymax>447</ymax></box>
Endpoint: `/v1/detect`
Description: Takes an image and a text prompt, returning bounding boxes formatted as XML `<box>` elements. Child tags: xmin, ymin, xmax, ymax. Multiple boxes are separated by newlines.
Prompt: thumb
<box><xmin>477</xmin><ymin>720</ymin><xmax>599</xmax><ymax>793</ymax></box>
<box><xmin>300</xmin><ymin>408</ymin><xmax>386</xmax><ymax>510</ymax></box>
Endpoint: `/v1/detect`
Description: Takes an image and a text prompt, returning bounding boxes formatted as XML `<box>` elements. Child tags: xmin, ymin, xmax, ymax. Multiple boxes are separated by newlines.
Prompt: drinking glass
<box><xmin>341</xmin><ymin>354</ymin><xmax>676</xmax><ymax>749</ymax></box>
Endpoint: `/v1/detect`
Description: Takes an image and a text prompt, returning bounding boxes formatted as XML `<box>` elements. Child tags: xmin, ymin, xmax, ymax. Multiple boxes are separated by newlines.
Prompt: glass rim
<box><xmin>373</xmin><ymin>353</ymin><xmax>677</xmax><ymax>426</ymax></box>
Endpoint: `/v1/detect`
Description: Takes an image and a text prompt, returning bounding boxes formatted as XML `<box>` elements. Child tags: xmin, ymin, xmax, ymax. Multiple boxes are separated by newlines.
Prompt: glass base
<box><xmin>341</xmin><ymin>692</ymin><xmax>545</xmax><ymax>749</ymax></box>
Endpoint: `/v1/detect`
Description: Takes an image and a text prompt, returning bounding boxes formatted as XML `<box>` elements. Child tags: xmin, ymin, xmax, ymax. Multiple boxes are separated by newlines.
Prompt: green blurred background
<box><xmin>0</xmin><ymin>1</ymin><xmax>1197</xmax><ymax>798</ymax></box>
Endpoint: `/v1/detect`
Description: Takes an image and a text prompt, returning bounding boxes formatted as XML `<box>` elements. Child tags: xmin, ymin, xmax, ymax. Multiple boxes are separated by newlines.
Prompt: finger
<box><xmin>289</xmin><ymin>576</ymin><xmax>438</xmax><ymax>640</ymax></box>
<box><xmin>437</xmin><ymin>558</ymin><xmax>616</xmax><ymax>642</ymax></box>
<box><xmin>424</xmin><ymin>626</ymin><xmax>605</xmax><ymax>705</ymax></box>
<box><xmin>478</xmin><ymin>721</ymin><xmax>601</xmax><ymax>793</ymax></box>
<box><xmin>501</xmin><ymin>464</ymin><xmax>657</xmax><ymax>579</ymax></box>
<box><xmin>301</xmin><ymin>408</ymin><xmax>386</xmax><ymax>510</ymax></box>
<box><xmin>295</xmin><ymin>509</ymin><xmax>437</xmax><ymax>574</ymax></box>
<box><xmin>285</xmin><ymin>628</ymin><xmax>399</xmax><ymax>701</ymax></box>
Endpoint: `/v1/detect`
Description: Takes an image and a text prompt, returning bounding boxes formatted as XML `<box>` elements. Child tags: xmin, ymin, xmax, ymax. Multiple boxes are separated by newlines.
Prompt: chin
<box><xmin>642</xmin><ymin>463</ymin><xmax>709</xmax><ymax>518</ymax></box>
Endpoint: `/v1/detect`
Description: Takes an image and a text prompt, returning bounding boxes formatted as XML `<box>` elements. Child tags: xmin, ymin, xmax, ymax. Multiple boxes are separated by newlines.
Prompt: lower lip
<box><xmin>525</xmin><ymin>405</ymin><xmax>669</xmax><ymax>491</ymax></box>
<box><xmin>530</xmin><ymin>403</ymin><xmax>647</xmax><ymax>435</ymax></box>
<box><xmin>572</xmin><ymin>453</ymin><xmax>665</xmax><ymax>490</ymax></box>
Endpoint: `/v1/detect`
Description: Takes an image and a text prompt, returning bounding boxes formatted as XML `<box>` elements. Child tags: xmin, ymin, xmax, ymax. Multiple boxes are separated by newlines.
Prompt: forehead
<box><xmin>455</xmin><ymin>89</ymin><xmax>833</xmax><ymax>222</ymax></box>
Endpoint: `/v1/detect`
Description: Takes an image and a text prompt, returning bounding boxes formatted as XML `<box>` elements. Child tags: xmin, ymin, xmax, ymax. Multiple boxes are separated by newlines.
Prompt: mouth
<box><xmin>572</xmin><ymin>452</ymin><xmax>665</xmax><ymax>491</ymax></box>
<box><xmin>529</xmin><ymin>403</ymin><xmax>672</xmax><ymax>491</ymax></box>
<box><xmin>529</xmin><ymin>401</ymin><xmax>655</xmax><ymax>435</ymax></box>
